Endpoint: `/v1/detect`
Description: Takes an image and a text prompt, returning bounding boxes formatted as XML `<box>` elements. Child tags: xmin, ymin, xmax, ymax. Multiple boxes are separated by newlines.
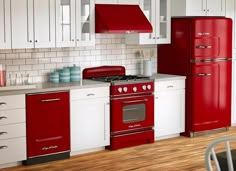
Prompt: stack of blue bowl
<box><xmin>59</xmin><ymin>68</ymin><xmax>70</xmax><ymax>83</ymax></box>
<box><xmin>49</xmin><ymin>71</ymin><xmax>59</xmax><ymax>83</ymax></box>
<box><xmin>70</xmin><ymin>65</ymin><xmax>81</xmax><ymax>82</ymax></box>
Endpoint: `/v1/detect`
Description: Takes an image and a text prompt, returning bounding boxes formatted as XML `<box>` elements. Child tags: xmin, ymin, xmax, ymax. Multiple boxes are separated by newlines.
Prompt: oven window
<box><xmin>123</xmin><ymin>104</ymin><xmax>146</xmax><ymax>123</ymax></box>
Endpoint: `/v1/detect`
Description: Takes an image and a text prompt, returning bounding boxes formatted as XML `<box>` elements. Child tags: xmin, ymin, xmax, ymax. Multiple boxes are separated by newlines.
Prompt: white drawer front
<box><xmin>71</xmin><ymin>87</ymin><xmax>109</xmax><ymax>100</ymax></box>
<box><xmin>155</xmin><ymin>80</ymin><xmax>185</xmax><ymax>91</ymax></box>
<box><xmin>0</xmin><ymin>94</ymin><xmax>25</xmax><ymax>111</ymax></box>
<box><xmin>0</xmin><ymin>123</ymin><xmax>26</xmax><ymax>140</ymax></box>
<box><xmin>0</xmin><ymin>109</ymin><xmax>25</xmax><ymax>126</ymax></box>
<box><xmin>0</xmin><ymin>137</ymin><xmax>26</xmax><ymax>164</ymax></box>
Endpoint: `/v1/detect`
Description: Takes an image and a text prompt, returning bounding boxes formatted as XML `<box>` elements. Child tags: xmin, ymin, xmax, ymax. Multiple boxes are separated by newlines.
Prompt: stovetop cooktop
<box><xmin>89</xmin><ymin>75</ymin><xmax>153</xmax><ymax>85</ymax></box>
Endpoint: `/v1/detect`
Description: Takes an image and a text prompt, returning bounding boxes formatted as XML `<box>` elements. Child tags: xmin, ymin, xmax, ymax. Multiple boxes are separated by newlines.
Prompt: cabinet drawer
<box><xmin>0</xmin><ymin>109</ymin><xmax>25</xmax><ymax>126</ymax></box>
<box><xmin>0</xmin><ymin>137</ymin><xmax>26</xmax><ymax>164</ymax></box>
<box><xmin>0</xmin><ymin>94</ymin><xmax>25</xmax><ymax>111</ymax></box>
<box><xmin>0</xmin><ymin>123</ymin><xmax>26</xmax><ymax>140</ymax></box>
<box><xmin>70</xmin><ymin>87</ymin><xmax>109</xmax><ymax>100</ymax></box>
<box><xmin>155</xmin><ymin>80</ymin><xmax>185</xmax><ymax>91</ymax></box>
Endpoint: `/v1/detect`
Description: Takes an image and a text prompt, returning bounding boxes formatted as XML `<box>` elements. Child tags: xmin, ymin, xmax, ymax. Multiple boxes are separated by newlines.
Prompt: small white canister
<box><xmin>143</xmin><ymin>60</ymin><xmax>152</xmax><ymax>77</ymax></box>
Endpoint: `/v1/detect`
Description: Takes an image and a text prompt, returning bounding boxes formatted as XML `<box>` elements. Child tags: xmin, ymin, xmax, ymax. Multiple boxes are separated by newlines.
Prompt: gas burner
<box><xmin>91</xmin><ymin>75</ymin><xmax>151</xmax><ymax>83</ymax></box>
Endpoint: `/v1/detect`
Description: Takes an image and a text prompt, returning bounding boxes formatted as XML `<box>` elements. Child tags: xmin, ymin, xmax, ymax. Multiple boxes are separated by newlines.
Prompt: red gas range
<box><xmin>83</xmin><ymin>66</ymin><xmax>154</xmax><ymax>150</ymax></box>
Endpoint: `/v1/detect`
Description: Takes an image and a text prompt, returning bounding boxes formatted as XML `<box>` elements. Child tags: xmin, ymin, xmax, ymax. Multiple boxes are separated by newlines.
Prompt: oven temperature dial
<box><xmin>118</xmin><ymin>87</ymin><xmax>122</xmax><ymax>93</ymax></box>
<box><xmin>123</xmin><ymin>87</ymin><xmax>128</xmax><ymax>92</ymax></box>
<box><xmin>147</xmin><ymin>85</ymin><xmax>152</xmax><ymax>90</ymax></box>
<box><xmin>142</xmin><ymin>85</ymin><xmax>147</xmax><ymax>90</ymax></box>
<box><xmin>133</xmin><ymin>87</ymin><xmax>137</xmax><ymax>92</ymax></box>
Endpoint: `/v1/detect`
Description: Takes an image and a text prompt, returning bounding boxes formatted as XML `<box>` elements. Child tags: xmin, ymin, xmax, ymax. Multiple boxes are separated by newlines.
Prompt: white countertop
<box><xmin>0</xmin><ymin>74</ymin><xmax>186</xmax><ymax>96</ymax></box>
<box><xmin>151</xmin><ymin>73</ymin><xmax>186</xmax><ymax>81</ymax></box>
<box><xmin>0</xmin><ymin>79</ymin><xmax>110</xmax><ymax>96</ymax></box>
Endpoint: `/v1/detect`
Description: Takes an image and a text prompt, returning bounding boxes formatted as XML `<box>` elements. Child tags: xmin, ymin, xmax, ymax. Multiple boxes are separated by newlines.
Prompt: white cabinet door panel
<box><xmin>0</xmin><ymin>0</ymin><xmax>11</xmax><ymax>49</ymax></box>
<box><xmin>34</xmin><ymin>0</ymin><xmax>56</xmax><ymax>48</ymax></box>
<box><xmin>118</xmin><ymin>0</ymin><xmax>140</xmax><ymax>4</ymax></box>
<box><xmin>207</xmin><ymin>0</ymin><xmax>225</xmax><ymax>16</ymax></box>
<box><xmin>186</xmin><ymin>0</ymin><xmax>205</xmax><ymax>16</ymax></box>
<box><xmin>95</xmin><ymin>0</ymin><xmax>116</xmax><ymax>4</ymax></box>
<box><xmin>71</xmin><ymin>98</ymin><xmax>110</xmax><ymax>152</ymax></box>
<box><xmin>11</xmin><ymin>0</ymin><xmax>34</xmax><ymax>49</ymax></box>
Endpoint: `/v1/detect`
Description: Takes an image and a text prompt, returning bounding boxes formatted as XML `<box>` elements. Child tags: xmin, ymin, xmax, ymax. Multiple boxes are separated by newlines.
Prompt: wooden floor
<box><xmin>2</xmin><ymin>127</ymin><xmax>236</xmax><ymax>171</ymax></box>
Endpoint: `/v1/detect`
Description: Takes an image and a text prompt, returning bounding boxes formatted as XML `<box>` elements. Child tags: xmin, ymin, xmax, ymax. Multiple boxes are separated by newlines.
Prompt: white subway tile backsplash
<box><xmin>1</xmin><ymin>34</ymin><xmax>157</xmax><ymax>83</ymax></box>
<box><xmin>20</xmin><ymin>65</ymin><xmax>32</xmax><ymax>71</ymax></box>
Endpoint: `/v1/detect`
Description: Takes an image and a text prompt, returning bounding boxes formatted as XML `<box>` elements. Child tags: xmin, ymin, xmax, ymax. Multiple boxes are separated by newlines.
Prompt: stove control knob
<box><xmin>142</xmin><ymin>85</ymin><xmax>147</xmax><ymax>90</ymax></box>
<box><xmin>133</xmin><ymin>87</ymin><xmax>137</xmax><ymax>92</ymax></box>
<box><xmin>118</xmin><ymin>87</ymin><xmax>123</xmax><ymax>93</ymax></box>
<box><xmin>147</xmin><ymin>85</ymin><xmax>152</xmax><ymax>90</ymax></box>
<box><xmin>123</xmin><ymin>87</ymin><xmax>128</xmax><ymax>92</ymax></box>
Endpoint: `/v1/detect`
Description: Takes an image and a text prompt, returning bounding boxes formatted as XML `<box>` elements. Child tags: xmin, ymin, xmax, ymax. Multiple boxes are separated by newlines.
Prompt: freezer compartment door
<box><xmin>191</xmin><ymin>61</ymin><xmax>231</xmax><ymax>132</ymax></box>
<box><xmin>192</xmin><ymin>17</ymin><xmax>232</xmax><ymax>60</ymax></box>
<box><xmin>194</xmin><ymin>37</ymin><xmax>219</xmax><ymax>58</ymax></box>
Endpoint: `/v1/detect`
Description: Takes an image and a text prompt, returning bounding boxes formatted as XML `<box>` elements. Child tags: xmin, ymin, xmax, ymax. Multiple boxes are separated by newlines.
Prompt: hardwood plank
<box><xmin>2</xmin><ymin>127</ymin><xmax>236</xmax><ymax>171</ymax></box>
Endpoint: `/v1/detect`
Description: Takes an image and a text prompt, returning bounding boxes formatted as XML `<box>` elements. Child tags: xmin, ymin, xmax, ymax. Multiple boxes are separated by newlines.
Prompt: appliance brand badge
<box><xmin>128</xmin><ymin>124</ymin><xmax>141</xmax><ymax>128</ymax></box>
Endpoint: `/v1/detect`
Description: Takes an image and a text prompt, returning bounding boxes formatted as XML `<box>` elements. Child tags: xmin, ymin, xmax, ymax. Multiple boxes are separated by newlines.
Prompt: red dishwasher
<box><xmin>24</xmin><ymin>91</ymin><xmax>70</xmax><ymax>165</ymax></box>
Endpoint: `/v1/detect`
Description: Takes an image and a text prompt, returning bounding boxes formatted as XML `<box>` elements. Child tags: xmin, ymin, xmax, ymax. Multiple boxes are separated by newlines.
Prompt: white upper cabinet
<box><xmin>56</xmin><ymin>0</ymin><xmax>95</xmax><ymax>47</ymax></box>
<box><xmin>171</xmin><ymin>0</ymin><xmax>226</xmax><ymax>16</ymax></box>
<box><xmin>0</xmin><ymin>0</ymin><xmax>11</xmax><ymax>49</ymax></box>
<box><xmin>125</xmin><ymin>0</ymin><xmax>171</xmax><ymax>44</ymax></box>
<box><xmin>11</xmin><ymin>0</ymin><xmax>56</xmax><ymax>49</ymax></box>
<box><xmin>95</xmin><ymin>0</ymin><xmax>139</xmax><ymax>4</ymax></box>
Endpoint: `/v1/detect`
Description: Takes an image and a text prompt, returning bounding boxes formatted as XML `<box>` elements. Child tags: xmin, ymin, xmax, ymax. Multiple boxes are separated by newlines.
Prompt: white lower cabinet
<box><xmin>0</xmin><ymin>94</ymin><xmax>26</xmax><ymax>165</ymax></box>
<box><xmin>154</xmin><ymin>79</ymin><xmax>185</xmax><ymax>139</ymax></box>
<box><xmin>70</xmin><ymin>86</ymin><xmax>110</xmax><ymax>152</ymax></box>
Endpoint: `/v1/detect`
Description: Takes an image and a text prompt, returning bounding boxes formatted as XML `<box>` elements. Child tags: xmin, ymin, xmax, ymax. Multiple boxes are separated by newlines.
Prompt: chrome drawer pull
<box><xmin>196</xmin><ymin>45</ymin><xmax>212</xmax><ymax>49</ymax></box>
<box><xmin>196</xmin><ymin>73</ymin><xmax>212</xmax><ymax>77</ymax></box>
<box><xmin>0</xmin><ymin>146</ymin><xmax>8</xmax><ymax>149</ymax></box>
<box><xmin>0</xmin><ymin>132</ymin><xmax>7</xmax><ymax>135</ymax></box>
<box><xmin>167</xmin><ymin>85</ymin><xmax>174</xmax><ymax>88</ymax></box>
<box><xmin>122</xmin><ymin>99</ymin><xmax>148</xmax><ymax>104</ymax></box>
<box><xmin>40</xmin><ymin>98</ymin><xmax>61</xmax><ymax>102</ymax></box>
<box><xmin>87</xmin><ymin>93</ymin><xmax>95</xmax><ymax>96</ymax></box>
<box><xmin>0</xmin><ymin>102</ymin><xmax>6</xmax><ymax>106</ymax></box>
<box><xmin>0</xmin><ymin>116</ymin><xmax>7</xmax><ymax>120</ymax></box>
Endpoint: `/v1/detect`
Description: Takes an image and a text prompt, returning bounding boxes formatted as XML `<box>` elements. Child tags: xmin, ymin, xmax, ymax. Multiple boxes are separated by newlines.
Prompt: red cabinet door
<box><xmin>191</xmin><ymin>61</ymin><xmax>231</xmax><ymax>132</ymax></box>
<box><xmin>26</xmin><ymin>91</ymin><xmax>70</xmax><ymax>157</ymax></box>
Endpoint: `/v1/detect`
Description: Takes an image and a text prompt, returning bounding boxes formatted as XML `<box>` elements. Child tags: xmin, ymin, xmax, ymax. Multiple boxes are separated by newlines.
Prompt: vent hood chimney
<box><xmin>95</xmin><ymin>4</ymin><xmax>153</xmax><ymax>33</ymax></box>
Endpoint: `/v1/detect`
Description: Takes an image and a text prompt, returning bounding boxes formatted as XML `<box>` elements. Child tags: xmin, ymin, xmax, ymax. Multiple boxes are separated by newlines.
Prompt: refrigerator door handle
<box><xmin>196</xmin><ymin>73</ymin><xmax>212</xmax><ymax>77</ymax></box>
<box><xmin>196</xmin><ymin>45</ymin><xmax>212</xmax><ymax>49</ymax></box>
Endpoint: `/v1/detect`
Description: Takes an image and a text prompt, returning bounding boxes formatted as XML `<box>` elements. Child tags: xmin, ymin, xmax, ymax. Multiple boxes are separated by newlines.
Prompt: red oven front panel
<box><xmin>110</xmin><ymin>94</ymin><xmax>154</xmax><ymax>133</ymax></box>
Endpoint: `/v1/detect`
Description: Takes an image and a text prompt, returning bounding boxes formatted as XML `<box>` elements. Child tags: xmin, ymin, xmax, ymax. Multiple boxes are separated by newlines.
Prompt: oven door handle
<box><xmin>122</xmin><ymin>99</ymin><xmax>148</xmax><ymax>104</ymax></box>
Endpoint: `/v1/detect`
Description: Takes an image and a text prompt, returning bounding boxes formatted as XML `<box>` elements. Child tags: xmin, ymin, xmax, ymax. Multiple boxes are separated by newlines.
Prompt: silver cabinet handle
<box><xmin>0</xmin><ymin>116</ymin><xmax>7</xmax><ymax>120</ymax></box>
<box><xmin>167</xmin><ymin>85</ymin><xmax>174</xmax><ymax>88</ymax></box>
<box><xmin>122</xmin><ymin>99</ymin><xmax>148</xmax><ymax>104</ymax></box>
<box><xmin>196</xmin><ymin>73</ymin><xmax>212</xmax><ymax>76</ymax></box>
<box><xmin>0</xmin><ymin>102</ymin><xmax>6</xmax><ymax>106</ymax></box>
<box><xmin>0</xmin><ymin>132</ymin><xmax>7</xmax><ymax>135</ymax></box>
<box><xmin>40</xmin><ymin>98</ymin><xmax>61</xmax><ymax>102</ymax></box>
<box><xmin>87</xmin><ymin>93</ymin><xmax>95</xmax><ymax>96</ymax></box>
<box><xmin>196</xmin><ymin>45</ymin><xmax>212</xmax><ymax>49</ymax></box>
<box><xmin>0</xmin><ymin>146</ymin><xmax>8</xmax><ymax>149</ymax></box>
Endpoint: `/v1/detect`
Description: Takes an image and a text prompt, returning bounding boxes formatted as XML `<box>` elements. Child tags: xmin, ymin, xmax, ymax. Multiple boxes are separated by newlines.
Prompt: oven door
<box><xmin>110</xmin><ymin>94</ymin><xmax>154</xmax><ymax>133</ymax></box>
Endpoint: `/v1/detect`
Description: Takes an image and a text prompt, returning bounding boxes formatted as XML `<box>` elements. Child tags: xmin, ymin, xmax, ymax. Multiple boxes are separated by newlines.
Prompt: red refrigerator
<box><xmin>158</xmin><ymin>17</ymin><xmax>232</xmax><ymax>137</ymax></box>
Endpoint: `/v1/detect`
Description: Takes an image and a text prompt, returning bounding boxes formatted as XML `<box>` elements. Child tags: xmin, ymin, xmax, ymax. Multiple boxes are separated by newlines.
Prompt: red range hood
<box><xmin>95</xmin><ymin>4</ymin><xmax>153</xmax><ymax>33</ymax></box>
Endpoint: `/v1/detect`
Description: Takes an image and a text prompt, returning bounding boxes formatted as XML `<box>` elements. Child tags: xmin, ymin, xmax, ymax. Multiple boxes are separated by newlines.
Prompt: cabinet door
<box><xmin>11</xmin><ymin>0</ymin><xmax>34</xmax><ymax>48</ymax></box>
<box><xmin>206</xmin><ymin>0</ymin><xmax>225</xmax><ymax>16</ymax></box>
<box><xmin>55</xmin><ymin>0</ymin><xmax>76</xmax><ymax>47</ymax></box>
<box><xmin>95</xmin><ymin>0</ymin><xmax>117</xmax><ymax>4</ymax></box>
<box><xmin>71</xmin><ymin>98</ymin><xmax>110</xmax><ymax>152</ymax></box>
<box><xmin>154</xmin><ymin>90</ymin><xmax>185</xmax><ymax>138</ymax></box>
<box><xmin>156</xmin><ymin>0</ymin><xmax>171</xmax><ymax>44</ymax></box>
<box><xmin>76</xmin><ymin>0</ymin><xmax>95</xmax><ymax>47</ymax></box>
<box><xmin>186</xmin><ymin>0</ymin><xmax>206</xmax><ymax>16</ymax></box>
<box><xmin>0</xmin><ymin>0</ymin><xmax>11</xmax><ymax>49</ymax></box>
<box><xmin>118</xmin><ymin>0</ymin><xmax>140</xmax><ymax>4</ymax></box>
<box><xmin>34</xmin><ymin>0</ymin><xmax>56</xmax><ymax>48</ymax></box>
